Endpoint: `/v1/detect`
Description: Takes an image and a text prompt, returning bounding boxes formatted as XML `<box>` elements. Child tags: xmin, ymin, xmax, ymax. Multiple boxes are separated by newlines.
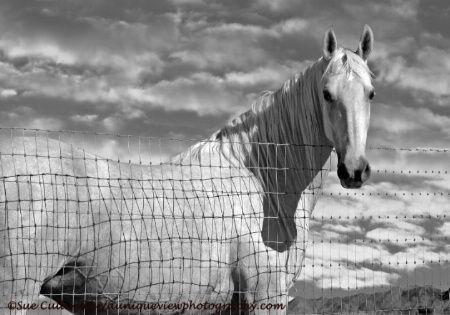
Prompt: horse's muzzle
<box><xmin>337</xmin><ymin>157</ymin><xmax>371</xmax><ymax>189</ymax></box>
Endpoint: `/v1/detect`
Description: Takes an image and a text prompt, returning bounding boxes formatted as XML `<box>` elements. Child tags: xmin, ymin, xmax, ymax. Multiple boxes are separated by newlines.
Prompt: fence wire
<box><xmin>0</xmin><ymin>128</ymin><xmax>449</xmax><ymax>315</ymax></box>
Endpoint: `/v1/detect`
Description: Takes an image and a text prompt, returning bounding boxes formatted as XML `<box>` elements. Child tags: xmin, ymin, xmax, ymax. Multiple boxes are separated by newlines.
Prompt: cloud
<box><xmin>70</xmin><ymin>114</ymin><xmax>98</xmax><ymax>124</ymax></box>
<box><xmin>170</xmin><ymin>23</ymin><xmax>275</xmax><ymax>71</ymax></box>
<box><xmin>344</xmin><ymin>0</ymin><xmax>419</xmax><ymax>20</ymax></box>
<box><xmin>3</xmin><ymin>40</ymin><xmax>77</xmax><ymax>64</ymax></box>
<box><xmin>438</xmin><ymin>222</ymin><xmax>450</xmax><ymax>237</ymax></box>
<box><xmin>376</xmin><ymin>46</ymin><xmax>450</xmax><ymax>97</ymax></box>
<box><xmin>368</xmin><ymin>102</ymin><xmax>450</xmax><ymax>149</ymax></box>
<box><xmin>0</xmin><ymin>88</ymin><xmax>17</xmax><ymax>98</ymax></box>
<box><xmin>25</xmin><ymin>117</ymin><xmax>64</xmax><ymax>131</ymax></box>
<box><xmin>275</xmin><ymin>18</ymin><xmax>309</xmax><ymax>34</ymax></box>
<box><xmin>365</xmin><ymin>222</ymin><xmax>427</xmax><ymax>244</ymax></box>
<box><xmin>252</xmin><ymin>0</ymin><xmax>302</xmax><ymax>13</ymax></box>
<box><xmin>301</xmin><ymin>242</ymin><xmax>399</xmax><ymax>290</ymax></box>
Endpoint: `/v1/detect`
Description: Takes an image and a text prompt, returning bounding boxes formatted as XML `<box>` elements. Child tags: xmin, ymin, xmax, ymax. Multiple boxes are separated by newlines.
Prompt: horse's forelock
<box><xmin>323</xmin><ymin>47</ymin><xmax>373</xmax><ymax>85</ymax></box>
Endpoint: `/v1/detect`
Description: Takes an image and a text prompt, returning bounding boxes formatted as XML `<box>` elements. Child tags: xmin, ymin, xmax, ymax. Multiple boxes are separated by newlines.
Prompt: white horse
<box><xmin>0</xmin><ymin>26</ymin><xmax>375</xmax><ymax>314</ymax></box>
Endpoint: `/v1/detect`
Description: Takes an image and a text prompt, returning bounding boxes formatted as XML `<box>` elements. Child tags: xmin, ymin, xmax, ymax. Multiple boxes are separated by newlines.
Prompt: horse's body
<box><xmin>0</xmin><ymin>134</ymin><xmax>330</xmax><ymax>314</ymax></box>
<box><xmin>0</xmin><ymin>26</ymin><xmax>375</xmax><ymax>314</ymax></box>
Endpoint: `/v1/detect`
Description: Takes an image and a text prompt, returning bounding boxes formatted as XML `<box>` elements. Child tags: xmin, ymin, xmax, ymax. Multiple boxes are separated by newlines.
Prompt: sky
<box><xmin>1</xmin><ymin>0</ymin><xmax>450</xmax><ymax>307</ymax></box>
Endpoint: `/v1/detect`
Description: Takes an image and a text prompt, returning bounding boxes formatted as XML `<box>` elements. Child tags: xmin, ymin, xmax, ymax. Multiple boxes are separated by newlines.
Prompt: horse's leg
<box><xmin>236</xmin><ymin>246</ymin><xmax>289</xmax><ymax>315</ymax></box>
<box><xmin>249</xmin><ymin>268</ymin><xmax>288</xmax><ymax>314</ymax></box>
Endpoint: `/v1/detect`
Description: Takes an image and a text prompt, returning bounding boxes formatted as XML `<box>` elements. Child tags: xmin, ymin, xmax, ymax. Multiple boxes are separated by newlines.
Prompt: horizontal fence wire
<box><xmin>0</xmin><ymin>128</ymin><xmax>449</xmax><ymax>314</ymax></box>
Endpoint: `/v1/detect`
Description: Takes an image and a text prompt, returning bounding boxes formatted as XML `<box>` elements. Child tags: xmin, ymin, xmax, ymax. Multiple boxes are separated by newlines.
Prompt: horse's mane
<box><xmin>175</xmin><ymin>62</ymin><xmax>323</xmax><ymax>166</ymax></box>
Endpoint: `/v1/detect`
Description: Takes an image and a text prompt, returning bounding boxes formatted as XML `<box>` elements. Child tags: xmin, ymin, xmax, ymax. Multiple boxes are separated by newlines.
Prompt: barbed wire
<box><xmin>3</xmin><ymin>127</ymin><xmax>450</xmax><ymax>153</ymax></box>
<box><xmin>370</xmin><ymin>146</ymin><xmax>450</xmax><ymax>153</ymax></box>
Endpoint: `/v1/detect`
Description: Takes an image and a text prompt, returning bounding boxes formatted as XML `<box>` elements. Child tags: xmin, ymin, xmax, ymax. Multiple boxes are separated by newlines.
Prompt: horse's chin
<box><xmin>340</xmin><ymin>179</ymin><xmax>364</xmax><ymax>189</ymax></box>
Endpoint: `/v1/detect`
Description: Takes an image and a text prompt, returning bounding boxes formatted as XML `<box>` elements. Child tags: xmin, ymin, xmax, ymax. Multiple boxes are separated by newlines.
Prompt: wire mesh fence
<box><xmin>0</xmin><ymin>128</ymin><xmax>449</xmax><ymax>314</ymax></box>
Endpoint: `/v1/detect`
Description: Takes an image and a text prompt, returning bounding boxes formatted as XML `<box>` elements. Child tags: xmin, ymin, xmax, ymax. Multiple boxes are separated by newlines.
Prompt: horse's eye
<box><xmin>323</xmin><ymin>90</ymin><xmax>333</xmax><ymax>102</ymax></box>
<box><xmin>369</xmin><ymin>91</ymin><xmax>376</xmax><ymax>100</ymax></box>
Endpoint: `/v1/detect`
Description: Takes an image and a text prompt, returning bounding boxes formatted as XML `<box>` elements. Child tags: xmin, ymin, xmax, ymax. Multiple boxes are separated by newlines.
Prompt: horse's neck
<box><xmin>243</xmin><ymin>60</ymin><xmax>333</xmax><ymax>251</ymax></box>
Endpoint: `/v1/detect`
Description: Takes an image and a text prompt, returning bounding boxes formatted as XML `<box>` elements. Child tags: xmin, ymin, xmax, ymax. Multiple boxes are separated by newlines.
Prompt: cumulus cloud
<box><xmin>70</xmin><ymin>114</ymin><xmax>98</xmax><ymax>124</ymax></box>
<box><xmin>300</xmin><ymin>242</ymin><xmax>399</xmax><ymax>290</ymax></box>
<box><xmin>0</xmin><ymin>88</ymin><xmax>17</xmax><ymax>98</ymax></box>
<box><xmin>368</xmin><ymin>101</ymin><xmax>450</xmax><ymax>151</ymax></box>
<box><xmin>376</xmin><ymin>46</ymin><xmax>450</xmax><ymax>97</ymax></box>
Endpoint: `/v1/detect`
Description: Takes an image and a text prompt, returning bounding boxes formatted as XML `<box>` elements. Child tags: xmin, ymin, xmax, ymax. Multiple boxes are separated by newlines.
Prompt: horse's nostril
<box><xmin>365</xmin><ymin>163</ymin><xmax>371</xmax><ymax>174</ymax></box>
<box><xmin>363</xmin><ymin>162</ymin><xmax>371</xmax><ymax>180</ymax></box>
<box><xmin>337</xmin><ymin>164</ymin><xmax>350</xmax><ymax>180</ymax></box>
<box><xmin>354</xmin><ymin>170</ymin><xmax>363</xmax><ymax>182</ymax></box>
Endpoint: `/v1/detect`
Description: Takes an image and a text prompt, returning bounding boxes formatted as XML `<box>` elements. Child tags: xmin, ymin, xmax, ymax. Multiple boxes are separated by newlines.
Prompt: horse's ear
<box><xmin>356</xmin><ymin>24</ymin><xmax>373</xmax><ymax>61</ymax></box>
<box><xmin>323</xmin><ymin>27</ymin><xmax>337</xmax><ymax>60</ymax></box>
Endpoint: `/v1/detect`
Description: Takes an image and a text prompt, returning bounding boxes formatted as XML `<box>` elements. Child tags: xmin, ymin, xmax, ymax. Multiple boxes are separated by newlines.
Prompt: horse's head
<box><xmin>320</xmin><ymin>25</ymin><xmax>374</xmax><ymax>189</ymax></box>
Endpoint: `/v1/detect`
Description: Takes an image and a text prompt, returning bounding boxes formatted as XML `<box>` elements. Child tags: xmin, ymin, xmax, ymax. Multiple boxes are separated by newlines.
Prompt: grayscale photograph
<box><xmin>0</xmin><ymin>1</ymin><xmax>449</xmax><ymax>314</ymax></box>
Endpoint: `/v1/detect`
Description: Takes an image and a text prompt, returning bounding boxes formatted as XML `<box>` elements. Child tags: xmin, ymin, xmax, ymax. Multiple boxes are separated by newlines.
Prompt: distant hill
<box><xmin>288</xmin><ymin>287</ymin><xmax>450</xmax><ymax>314</ymax></box>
